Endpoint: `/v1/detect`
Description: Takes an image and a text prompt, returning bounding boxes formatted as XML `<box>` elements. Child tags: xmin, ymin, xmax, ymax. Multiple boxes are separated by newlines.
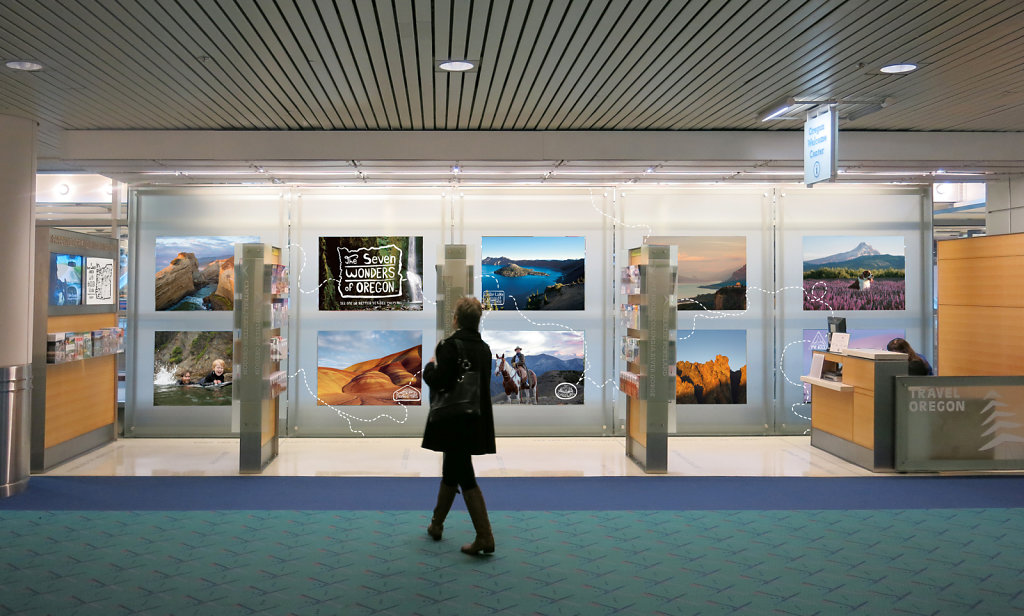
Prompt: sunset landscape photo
<box><xmin>675</xmin><ymin>330</ymin><xmax>747</xmax><ymax>405</ymax></box>
<box><xmin>648</xmin><ymin>236</ymin><xmax>747</xmax><ymax>311</ymax></box>
<box><xmin>317</xmin><ymin>330</ymin><xmax>422</xmax><ymax>406</ymax></box>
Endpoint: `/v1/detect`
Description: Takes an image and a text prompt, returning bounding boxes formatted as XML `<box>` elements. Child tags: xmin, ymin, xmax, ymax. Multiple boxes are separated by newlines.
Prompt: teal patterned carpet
<box><xmin>2</xmin><ymin>479</ymin><xmax>1023</xmax><ymax>614</ymax></box>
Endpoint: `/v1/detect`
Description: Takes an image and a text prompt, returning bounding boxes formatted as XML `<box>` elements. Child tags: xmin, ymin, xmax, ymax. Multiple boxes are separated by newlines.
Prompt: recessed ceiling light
<box><xmin>5</xmin><ymin>60</ymin><xmax>44</xmax><ymax>71</ymax></box>
<box><xmin>438</xmin><ymin>60</ymin><xmax>474</xmax><ymax>72</ymax></box>
<box><xmin>880</xmin><ymin>63</ymin><xmax>917</xmax><ymax>74</ymax></box>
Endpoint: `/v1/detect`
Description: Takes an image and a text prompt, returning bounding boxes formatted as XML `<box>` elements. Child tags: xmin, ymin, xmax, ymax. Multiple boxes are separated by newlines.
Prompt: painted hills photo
<box><xmin>802</xmin><ymin>236</ymin><xmax>905</xmax><ymax>311</ymax></box>
<box><xmin>317</xmin><ymin>331</ymin><xmax>422</xmax><ymax>406</ymax></box>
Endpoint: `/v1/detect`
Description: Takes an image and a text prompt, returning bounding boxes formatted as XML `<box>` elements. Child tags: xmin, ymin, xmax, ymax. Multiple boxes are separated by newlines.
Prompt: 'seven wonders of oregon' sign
<box><xmin>319</xmin><ymin>236</ymin><xmax>424</xmax><ymax>310</ymax></box>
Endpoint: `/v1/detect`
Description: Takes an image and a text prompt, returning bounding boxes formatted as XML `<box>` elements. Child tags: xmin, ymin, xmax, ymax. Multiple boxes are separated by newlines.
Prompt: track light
<box><xmin>759</xmin><ymin>98</ymin><xmax>796</xmax><ymax>122</ymax></box>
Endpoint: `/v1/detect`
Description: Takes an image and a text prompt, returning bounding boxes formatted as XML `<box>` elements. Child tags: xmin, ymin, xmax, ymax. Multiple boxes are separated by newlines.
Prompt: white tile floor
<box><xmin>42</xmin><ymin>436</ymin><xmax>881</xmax><ymax>477</ymax></box>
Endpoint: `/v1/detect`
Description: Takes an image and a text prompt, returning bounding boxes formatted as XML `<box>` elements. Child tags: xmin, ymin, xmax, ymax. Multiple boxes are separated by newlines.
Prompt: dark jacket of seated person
<box><xmin>887</xmin><ymin>338</ymin><xmax>934</xmax><ymax>376</ymax></box>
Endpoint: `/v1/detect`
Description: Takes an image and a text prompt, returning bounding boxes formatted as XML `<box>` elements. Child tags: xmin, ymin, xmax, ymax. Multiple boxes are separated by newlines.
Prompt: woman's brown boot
<box><xmin>460</xmin><ymin>486</ymin><xmax>495</xmax><ymax>555</ymax></box>
<box><xmin>427</xmin><ymin>482</ymin><xmax>459</xmax><ymax>540</ymax></box>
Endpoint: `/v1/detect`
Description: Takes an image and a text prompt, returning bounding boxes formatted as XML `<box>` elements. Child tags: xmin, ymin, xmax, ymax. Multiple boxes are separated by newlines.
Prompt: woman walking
<box><xmin>422</xmin><ymin>296</ymin><xmax>496</xmax><ymax>555</ymax></box>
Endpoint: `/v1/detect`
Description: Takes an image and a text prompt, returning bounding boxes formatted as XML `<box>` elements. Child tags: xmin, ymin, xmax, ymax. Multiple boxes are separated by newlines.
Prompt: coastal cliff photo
<box><xmin>154</xmin><ymin>236</ymin><xmax>257</xmax><ymax>311</ymax></box>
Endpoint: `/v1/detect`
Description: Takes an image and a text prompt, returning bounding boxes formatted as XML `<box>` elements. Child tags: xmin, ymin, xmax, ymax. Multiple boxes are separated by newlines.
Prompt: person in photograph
<box><xmin>177</xmin><ymin>370</ymin><xmax>193</xmax><ymax>385</ymax></box>
<box><xmin>202</xmin><ymin>359</ymin><xmax>228</xmax><ymax>385</ymax></box>
<box><xmin>887</xmin><ymin>338</ymin><xmax>934</xmax><ymax>376</ymax></box>
<box><xmin>513</xmin><ymin>345</ymin><xmax>530</xmax><ymax>386</ymax></box>
<box><xmin>421</xmin><ymin>296</ymin><xmax>497</xmax><ymax>555</ymax></box>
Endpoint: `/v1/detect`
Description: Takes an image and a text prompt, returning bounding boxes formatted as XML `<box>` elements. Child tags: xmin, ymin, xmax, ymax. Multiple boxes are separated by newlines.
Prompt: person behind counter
<box><xmin>886</xmin><ymin>338</ymin><xmax>934</xmax><ymax>376</ymax></box>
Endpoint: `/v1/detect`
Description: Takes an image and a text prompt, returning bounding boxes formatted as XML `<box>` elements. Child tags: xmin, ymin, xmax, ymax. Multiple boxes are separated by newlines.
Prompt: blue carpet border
<box><xmin>2</xmin><ymin>476</ymin><xmax>1024</xmax><ymax>511</ymax></box>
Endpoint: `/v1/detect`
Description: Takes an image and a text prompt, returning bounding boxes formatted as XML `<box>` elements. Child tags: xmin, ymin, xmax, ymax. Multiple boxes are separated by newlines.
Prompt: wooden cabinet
<box><xmin>801</xmin><ymin>350</ymin><xmax>908</xmax><ymax>471</ymax></box>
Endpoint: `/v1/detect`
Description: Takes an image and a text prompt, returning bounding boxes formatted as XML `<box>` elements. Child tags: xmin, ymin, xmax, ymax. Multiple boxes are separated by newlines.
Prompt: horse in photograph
<box><xmin>494</xmin><ymin>354</ymin><xmax>539</xmax><ymax>404</ymax></box>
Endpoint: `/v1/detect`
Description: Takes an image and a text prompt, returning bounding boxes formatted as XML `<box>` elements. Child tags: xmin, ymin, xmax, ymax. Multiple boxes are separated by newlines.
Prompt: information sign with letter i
<box><xmin>804</xmin><ymin>105</ymin><xmax>837</xmax><ymax>186</ymax></box>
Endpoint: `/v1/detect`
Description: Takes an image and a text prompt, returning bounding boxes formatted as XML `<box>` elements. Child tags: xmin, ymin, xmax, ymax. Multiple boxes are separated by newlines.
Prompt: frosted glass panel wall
<box><xmin>618</xmin><ymin>187</ymin><xmax>773</xmax><ymax>435</ymax></box>
<box><xmin>127</xmin><ymin>187</ymin><xmax>287</xmax><ymax>436</ymax></box>
<box><xmin>776</xmin><ymin>185</ymin><xmax>930</xmax><ymax>435</ymax></box>
<box><xmin>124</xmin><ymin>183</ymin><xmax>931</xmax><ymax>439</ymax></box>
<box><xmin>289</xmin><ymin>188</ymin><xmax>443</xmax><ymax>437</ymax></box>
<box><xmin>458</xmin><ymin>188</ymin><xmax>615</xmax><ymax>435</ymax></box>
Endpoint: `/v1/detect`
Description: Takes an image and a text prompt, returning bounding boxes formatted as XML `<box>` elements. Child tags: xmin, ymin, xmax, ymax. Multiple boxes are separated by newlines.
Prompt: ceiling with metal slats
<box><xmin>2</xmin><ymin>0</ymin><xmax>1024</xmax><ymax>167</ymax></box>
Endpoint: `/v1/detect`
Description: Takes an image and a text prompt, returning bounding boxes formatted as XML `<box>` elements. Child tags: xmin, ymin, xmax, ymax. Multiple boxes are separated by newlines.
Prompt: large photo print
<box><xmin>153</xmin><ymin>331</ymin><xmax>234</xmax><ymax>406</ymax></box>
<box><xmin>481</xmin><ymin>236</ymin><xmax>585</xmax><ymax>311</ymax></box>
<box><xmin>676</xmin><ymin>330</ymin><xmax>746</xmax><ymax>404</ymax></box>
<box><xmin>317</xmin><ymin>330</ymin><xmax>422</xmax><ymax>405</ymax></box>
<box><xmin>803</xmin><ymin>236</ymin><xmax>905</xmax><ymax>310</ymax></box>
<box><xmin>647</xmin><ymin>236</ymin><xmax>746</xmax><ymax>310</ymax></box>
<box><xmin>319</xmin><ymin>236</ymin><xmax>424</xmax><ymax>310</ymax></box>
<box><xmin>155</xmin><ymin>236</ymin><xmax>257</xmax><ymax>311</ymax></box>
<box><xmin>483</xmin><ymin>330</ymin><xmax>585</xmax><ymax>404</ymax></box>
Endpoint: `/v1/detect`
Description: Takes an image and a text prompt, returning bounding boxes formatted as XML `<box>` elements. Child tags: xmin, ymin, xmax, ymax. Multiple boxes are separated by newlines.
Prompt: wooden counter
<box><xmin>801</xmin><ymin>350</ymin><xmax>908</xmax><ymax>471</ymax></box>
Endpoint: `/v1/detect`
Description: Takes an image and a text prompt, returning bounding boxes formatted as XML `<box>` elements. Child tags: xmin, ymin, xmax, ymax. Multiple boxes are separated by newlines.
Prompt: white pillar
<box><xmin>0</xmin><ymin>114</ymin><xmax>36</xmax><ymax>497</ymax></box>
<box><xmin>0</xmin><ymin>115</ymin><xmax>35</xmax><ymax>365</ymax></box>
<box><xmin>987</xmin><ymin>177</ymin><xmax>1024</xmax><ymax>235</ymax></box>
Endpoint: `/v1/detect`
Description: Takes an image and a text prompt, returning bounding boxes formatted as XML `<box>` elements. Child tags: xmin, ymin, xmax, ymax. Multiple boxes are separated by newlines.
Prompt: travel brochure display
<box><xmin>316</xmin><ymin>330</ymin><xmax>422</xmax><ymax>406</ymax></box>
<box><xmin>46</xmin><ymin>328</ymin><xmax>124</xmax><ymax>363</ymax></box>
<box><xmin>236</xmin><ymin>244</ymin><xmax>288</xmax><ymax>473</ymax></box>
<box><xmin>621</xmin><ymin>336</ymin><xmax>639</xmax><ymax>363</ymax></box>
<box><xmin>620</xmin><ymin>303</ymin><xmax>639</xmax><ymax>330</ymax></box>
<box><xmin>483</xmin><ymin>330</ymin><xmax>585</xmax><ymax>404</ymax></box>
<box><xmin>269</xmin><ymin>336</ymin><xmax>287</xmax><ymax>362</ymax></box>
<box><xmin>271</xmin><ymin>299</ymin><xmax>288</xmax><ymax>329</ymax></box>
<box><xmin>619</xmin><ymin>265</ymin><xmax>640</xmax><ymax>296</ymax></box>
<box><xmin>481</xmin><ymin>236</ymin><xmax>585</xmax><ymax>311</ymax></box>
<box><xmin>318</xmin><ymin>236</ymin><xmax>424</xmax><ymax>310</ymax></box>
<box><xmin>619</xmin><ymin>371</ymin><xmax>640</xmax><ymax>398</ymax></box>
<box><xmin>802</xmin><ymin>235</ymin><xmax>906</xmax><ymax>311</ymax></box>
<box><xmin>270</xmin><ymin>264</ymin><xmax>288</xmax><ymax>294</ymax></box>
<box><xmin>154</xmin><ymin>236</ymin><xmax>257</xmax><ymax>311</ymax></box>
<box><xmin>34</xmin><ymin>227</ymin><xmax>122</xmax><ymax>473</ymax></box>
<box><xmin>621</xmin><ymin>244</ymin><xmax>677</xmax><ymax>473</ymax></box>
<box><xmin>647</xmin><ymin>236</ymin><xmax>747</xmax><ymax>311</ymax></box>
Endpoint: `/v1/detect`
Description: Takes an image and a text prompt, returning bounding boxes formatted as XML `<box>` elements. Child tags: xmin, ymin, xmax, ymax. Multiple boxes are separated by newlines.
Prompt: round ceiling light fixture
<box><xmin>880</xmin><ymin>63</ymin><xmax>917</xmax><ymax>74</ymax></box>
<box><xmin>5</xmin><ymin>60</ymin><xmax>44</xmax><ymax>71</ymax></box>
<box><xmin>438</xmin><ymin>60</ymin><xmax>475</xmax><ymax>72</ymax></box>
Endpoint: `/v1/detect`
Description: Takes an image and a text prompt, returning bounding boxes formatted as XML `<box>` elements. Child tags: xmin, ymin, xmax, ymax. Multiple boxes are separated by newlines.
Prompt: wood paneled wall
<box><xmin>45</xmin><ymin>313</ymin><xmax>118</xmax><ymax>448</ymax></box>
<box><xmin>937</xmin><ymin>233</ymin><xmax>1024</xmax><ymax>376</ymax></box>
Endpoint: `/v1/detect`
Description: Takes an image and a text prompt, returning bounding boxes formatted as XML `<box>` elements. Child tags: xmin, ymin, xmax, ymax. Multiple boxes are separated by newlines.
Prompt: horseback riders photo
<box><xmin>484</xmin><ymin>331</ymin><xmax>585</xmax><ymax>405</ymax></box>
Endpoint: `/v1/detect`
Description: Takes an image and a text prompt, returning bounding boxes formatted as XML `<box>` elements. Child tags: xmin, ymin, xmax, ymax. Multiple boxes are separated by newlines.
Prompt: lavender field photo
<box><xmin>802</xmin><ymin>236</ymin><xmax>906</xmax><ymax>311</ymax></box>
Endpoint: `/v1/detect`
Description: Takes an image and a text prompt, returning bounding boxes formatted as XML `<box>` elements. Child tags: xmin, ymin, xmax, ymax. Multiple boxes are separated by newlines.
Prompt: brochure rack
<box><xmin>620</xmin><ymin>244</ymin><xmax>677</xmax><ymax>473</ymax></box>
<box><xmin>435</xmin><ymin>244</ymin><xmax>474</xmax><ymax>340</ymax></box>
<box><xmin>235</xmin><ymin>243</ymin><xmax>288</xmax><ymax>473</ymax></box>
<box><xmin>31</xmin><ymin>228</ymin><xmax>121</xmax><ymax>471</ymax></box>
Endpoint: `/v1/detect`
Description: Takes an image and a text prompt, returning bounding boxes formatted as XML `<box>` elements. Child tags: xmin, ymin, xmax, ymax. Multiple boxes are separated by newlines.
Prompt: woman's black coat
<box><xmin>421</xmin><ymin>328</ymin><xmax>496</xmax><ymax>454</ymax></box>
